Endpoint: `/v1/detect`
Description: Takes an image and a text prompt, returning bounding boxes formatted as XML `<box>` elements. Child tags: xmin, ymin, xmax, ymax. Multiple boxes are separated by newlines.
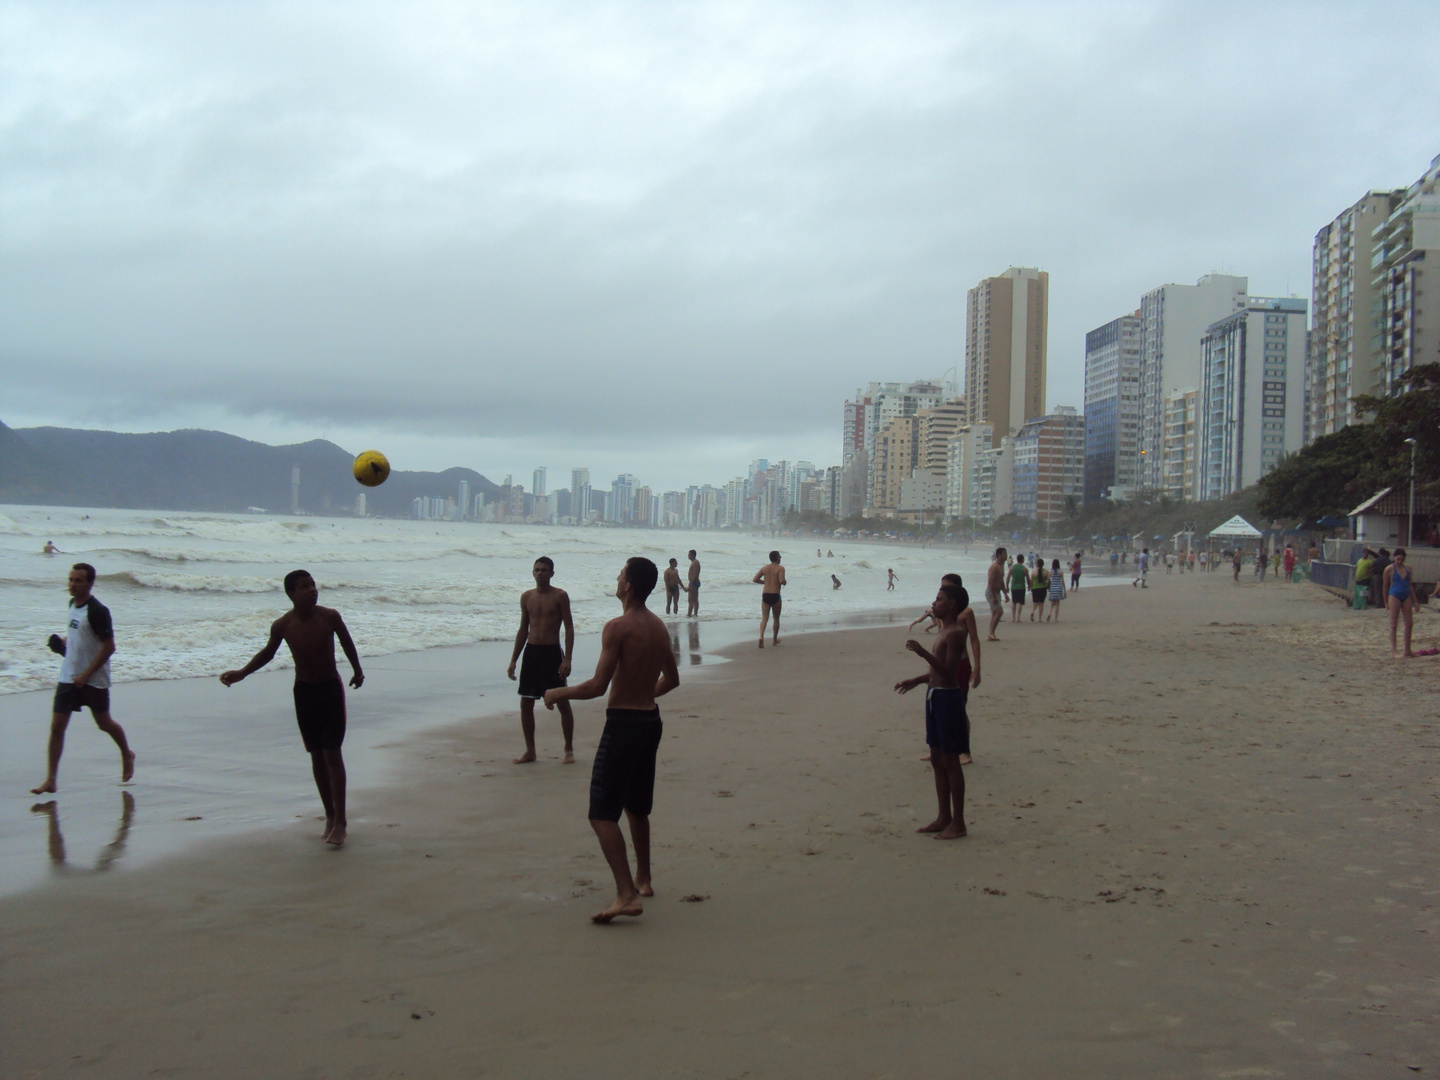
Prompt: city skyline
<box><xmin>3</xmin><ymin>4</ymin><xmax>1437</xmax><ymax>492</ymax></box>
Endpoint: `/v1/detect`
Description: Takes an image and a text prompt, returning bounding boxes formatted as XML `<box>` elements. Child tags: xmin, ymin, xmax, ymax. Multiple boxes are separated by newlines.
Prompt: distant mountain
<box><xmin>0</xmin><ymin>422</ymin><xmax>503</xmax><ymax>515</ymax></box>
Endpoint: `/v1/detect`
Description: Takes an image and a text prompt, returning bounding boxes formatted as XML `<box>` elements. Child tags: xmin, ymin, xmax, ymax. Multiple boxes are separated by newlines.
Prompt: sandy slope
<box><xmin>2</xmin><ymin>571</ymin><xmax>1437</xmax><ymax>1079</ymax></box>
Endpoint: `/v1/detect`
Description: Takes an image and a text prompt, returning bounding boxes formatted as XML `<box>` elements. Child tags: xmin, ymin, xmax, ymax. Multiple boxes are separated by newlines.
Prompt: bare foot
<box><xmin>326</xmin><ymin>825</ymin><xmax>346</xmax><ymax>847</ymax></box>
<box><xmin>563</xmin><ymin>750</ymin><xmax>575</xmax><ymax>764</ymax></box>
<box><xmin>916</xmin><ymin>818</ymin><xmax>950</xmax><ymax>834</ymax></box>
<box><xmin>758</xmin><ymin>639</ymin><xmax>764</xmax><ymax>649</ymax></box>
<box><xmin>773</xmin><ymin>638</ymin><xmax>781</xmax><ymax>646</ymax></box>
<box><xmin>513</xmin><ymin>751</ymin><xmax>536</xmax><ymax>764</ymax></box>
<box><xmin>121</xmin><ymin>751</ymin><xmax>136</xmax><ymax>783</ymax></box>
<box><xmin>322</xmin><ymin>818</ymin><xmax>335</xmax><ymax>840</ymax></box>
<box><xmin>30</xmin><ymin>779</ymin><xmax>57</xmax><ymax>795</ymax></box>
<box><xmin>958</xmin><ymin>753</ymin><xmax>973</xmax><ymax>765</ymax></box>
<box><xmin>934</xmin><ymin>824</ymin><xmax>968</xmax><ymax>840</ymax></box>
<box><xmin>986</xmin><ymin>635</ymin><xmax>1000</xmax><ymax>642</ymax></box>
<box><xmin>592</xmin><ymin>895</ymin><xmax>644</xmax><ymax>923</ymax></box>
<box><xmin>636</xmin><ymin>880</ymin><xmax>654</xmax><ymax>898</ymax></box>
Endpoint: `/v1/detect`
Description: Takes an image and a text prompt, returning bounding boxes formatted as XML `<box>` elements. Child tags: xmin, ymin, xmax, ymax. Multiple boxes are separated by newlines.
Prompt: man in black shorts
<box><xmin>220</xmin><ymin>570</ymin><xmax>364</xmax><ymax>846</ymax></box>
<box><xmin>508</xmin><ymin>556</ymin><xmax>576</xmax><ymax>764</ymax></box>
<box><xmin>752</xmin><ymin>550</ymin><xmax>787</xmax><ymax>647</ymax></box>
<box><xmin>545</xmin><ymin>557</ymin><xmax>680</xmax><ymax>923</ymax></box>
<box><xmin>31</xmin><ymin>563</ymin><xmax>136</xmax><ymax>794</ymax></box>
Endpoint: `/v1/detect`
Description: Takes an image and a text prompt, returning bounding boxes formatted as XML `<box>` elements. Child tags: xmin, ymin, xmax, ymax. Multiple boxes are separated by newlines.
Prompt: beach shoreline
<box><xmin>4</xmin><ymin>572</ymin><xmax>1435</xmax><ymax>1078</ymax></box>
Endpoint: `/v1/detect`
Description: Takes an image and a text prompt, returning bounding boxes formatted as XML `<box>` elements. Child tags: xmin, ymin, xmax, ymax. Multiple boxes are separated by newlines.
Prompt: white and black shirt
<box><xmin>60</xmin><ymin>596</ymin><xmax>113</xmax><ymax>688</ymax></box>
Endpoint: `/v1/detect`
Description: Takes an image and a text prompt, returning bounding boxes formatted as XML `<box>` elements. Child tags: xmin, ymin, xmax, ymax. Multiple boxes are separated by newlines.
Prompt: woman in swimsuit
<box><xmin>1382</xmin><ymin>547</ymin><xmax>1417</xmax><ymax>658</ymax></box>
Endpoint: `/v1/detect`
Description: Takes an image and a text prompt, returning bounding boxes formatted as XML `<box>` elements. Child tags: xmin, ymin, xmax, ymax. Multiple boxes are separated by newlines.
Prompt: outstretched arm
<box><xmin>220</xmin><ymin>621</ymin><xmax>285</xmax><ymax>686</ymax></box>
<box><xmin>894</xmin><ymin>672</ymin><xmax>929</xmax><ymax>694</ymax></box>
<box><xmin>507</xmin><ymin>598</ymin><xmax>530</xmax><ymax>679</ymax></box>
<box><xmin>545</xmin><ymin>624</ymin><xmax>619</xmax><ymax>708</ymax></box>
<box><xmin>333</xmin><ymin>611</ymin><xmax>364</xmax><ymax>688</ymax></box>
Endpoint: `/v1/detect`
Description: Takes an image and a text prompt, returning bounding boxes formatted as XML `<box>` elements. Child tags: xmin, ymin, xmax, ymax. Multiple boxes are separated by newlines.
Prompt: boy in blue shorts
<box><xmin>894</xmin><ymin>583</ymin><xmax>973</xmax><ymax>840</ymax></box>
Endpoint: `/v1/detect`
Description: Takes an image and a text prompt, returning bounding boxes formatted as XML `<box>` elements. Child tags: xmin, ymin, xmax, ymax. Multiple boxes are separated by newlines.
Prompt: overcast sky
<box><xmin>2</xmin><ymin>2</ymin><xmax>1437</xmax><ymax>492</ymax></box>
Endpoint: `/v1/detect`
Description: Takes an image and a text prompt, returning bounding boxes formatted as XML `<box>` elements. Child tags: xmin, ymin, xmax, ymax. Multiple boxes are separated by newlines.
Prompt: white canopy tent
<box><xmin>1208</xmin><ymin>515</ymin><xmax>1262</xmax><ymax>539</ymax></box>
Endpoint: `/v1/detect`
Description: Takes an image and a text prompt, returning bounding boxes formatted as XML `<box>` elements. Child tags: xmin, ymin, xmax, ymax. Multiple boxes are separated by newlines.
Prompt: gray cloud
<box><xmin>2</xmin><ymin>1</ymin><xmax>1438</xmax><ymax>489</ymax></box>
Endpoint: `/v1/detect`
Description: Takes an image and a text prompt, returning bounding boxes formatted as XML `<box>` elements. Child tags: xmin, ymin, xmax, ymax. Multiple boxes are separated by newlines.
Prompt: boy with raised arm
<box><xmin>507</xmin><ymin>556</ymin><xmax>576</xmax><ymax>764</ymax></box>
<box><xmin>544</xmin><ymin>557</ymin><xmax>679</xmax><ymax>923</ymax></box>
<box><xmin>752</xmin><ymin>550</ymin><xmax>786</xmax><ymax>647</ymax></box>
<box><xmin>220</xmin><ymin>569</ymin><xmax>363</xmax><ymax>847</ymax></box>
<box><xmin>894</xmin><ymin>583</ymin><xmax>975</xmax><ymax>840</ymax></box>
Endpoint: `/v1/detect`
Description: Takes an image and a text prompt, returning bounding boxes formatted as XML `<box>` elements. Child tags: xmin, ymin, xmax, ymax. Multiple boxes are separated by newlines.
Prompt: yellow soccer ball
<box><xmin>353</xmin><ymin>450</ymin><xmax>391</xmax><ymax>487</ymax></box>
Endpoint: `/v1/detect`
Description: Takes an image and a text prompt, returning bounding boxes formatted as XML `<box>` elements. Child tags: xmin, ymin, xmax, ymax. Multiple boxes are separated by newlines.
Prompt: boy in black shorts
<box><xmin>508</xmin><ymin>556</ymin><xmax>576</xmax><ymax>763</ymax></box>
<box><xmin>545</xmin><ymin>557</ymin><xmax>680</xmax><ymax>923</ymax></box>
<box><xmin>220</xmin><ymin>570</ymin><xmax>363</xmax><ymax>847</ymax></box>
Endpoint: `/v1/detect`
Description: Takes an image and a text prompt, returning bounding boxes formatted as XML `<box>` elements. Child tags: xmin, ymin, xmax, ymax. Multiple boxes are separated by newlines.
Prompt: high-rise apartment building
<box><xmin>916</xmin><ymin>399</ymin><xmax>968</xmax><ymax>474</ymax></box>
<box><xmin>570</xmin><ymin>468</ymin><xmax>591</xmax><ymax>521</ymax></box>
<box><xmin>1012</xmin><ymin>407</ymin><xmax>1084</xmax><ymax>524</ymax></box>
<box><xmin>1161</xmin><ymin>388</ymin><xmax>1200</xmax><ymax>501</ymax></box>
<box><xmin>532</xmin><ymin>467</ymin><xmax>547</xmax><ymax>497</ymax></box>
<box><xmin>610</xmin><ymin>474</ymin><xmax>635</xmax><ymax>523</ymax></box>
<box><xmin>971</xmin><ymin>438</ymin><xmax>1014</xmax><ymax>527</ymax></box>
<box><xmin>843</xmin><ymin>381</ymin><xmax>944</xmax><ymax>506</ymax></box>
<box><xmin>1309</xmin><ymin>190</ymin><xmax>1403</xmax><ymax>440</ymax></box>
<box><xmin>457</xmin><ymin>479</ymin><xmax>470</xmax><ymax>520</ymax></box>
<box><xmin>870</xmin><ymin>416</ymin><xmax>920</xmax><ymax>514</ymax></box>
<box><xmin>1198</xmin><ymin>297</ymin><xmax>1307</xmax><ymax>500</ymax></box>
<box><xmin>944</xmin><ymin>423</ymin><xmax>992</xmax><ymax>522</ymax></box>
<box><xmin>1137</xmin><ymin>274</ymin><xmax>1248</xmax><ymax>489</ymax></box>
<box><xmin>965</xmin><ymin>267</ymin><xmax>1049</xmax><ymax>448</ymax></box>
<box><xmin>1373</xmin><ymin>153</ymin><xmax>1440</xmax><ymax>397</ymax></box>
<box><xmin>1082</xmin><ymin>311</ymin><xmax>1142</xmax><ymax>504</ymax></box>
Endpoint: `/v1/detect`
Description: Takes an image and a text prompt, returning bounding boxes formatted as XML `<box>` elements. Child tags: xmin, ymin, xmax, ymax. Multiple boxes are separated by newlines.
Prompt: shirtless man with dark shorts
<box><xmin>220</xmin><ymin>569</ymin><xmax>363</xmax><ymax>847</ymax></box>
<box><xmin>984</xmin><ymin>547</ymin><xmax>1006</xmax><ymax>642</ymax></box>
<box><xmin>663</xmin><ymin>558</ymin><xmax>683</xmax><ymax>614</ymax></box>
<box><xmin>545</xmin><ymin>557</ymin><xmax>680</xmax><ymax>923</ymax></box>
<box><xmin>686</xmin><ymin>549</ymin><xmax>701</xmax><ymax>617</ymax></box>
<box><xmin>752</xmin><ymin>550</ymin><xmax>786</xmax><ymax>647</ymax></box>
<box><xmin>508</xmin><ymin>556</ymin><xmax>576</xmax><ymax>764</ymax></box>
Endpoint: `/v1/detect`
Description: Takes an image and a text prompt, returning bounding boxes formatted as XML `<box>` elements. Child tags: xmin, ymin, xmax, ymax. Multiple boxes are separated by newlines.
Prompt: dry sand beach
<box><xmin>3</xmin><ymin>572</ymin><xmax>1438</xmax><ymax>1079</ymax></box>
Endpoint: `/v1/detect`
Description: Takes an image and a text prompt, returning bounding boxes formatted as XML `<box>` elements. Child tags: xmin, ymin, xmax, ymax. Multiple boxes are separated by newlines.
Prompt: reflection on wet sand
<box><xmin>666</xmin><ymin>621</ymin><xmax>704</xmax><ymax>666</ymax></box>
<box><xmin>688</xmin><ymin>622</ymin><xmax>702</xmax><ymax>666</ymax></box>
<box><xmin>30</xmin><ymin>790</ymin><xmax>135</xmax><ymax>873</ymax></box>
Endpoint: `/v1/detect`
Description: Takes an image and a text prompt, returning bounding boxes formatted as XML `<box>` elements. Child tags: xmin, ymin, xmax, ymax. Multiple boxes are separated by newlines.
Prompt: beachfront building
<box><xmin>965</xmin><ymin>267</ymin><xmax>1049</xmax><ymax>448</ymax></box>
<box><xmin>457</xmin><ymin>479</ymin><xmax>470</xmax><ymax>520</ymax></box>
<box><xmin>842</xmin><ymin>381</ymin><xmax>945</xmax><ymax>505</ymax></box>
<box><xmin>897</xmin><ymin>470</ymin><xmax>945</xmax><ymax>524</ymax></box>
<box><xmin>570</xmin><ymin>468</ymin><xmax>591</xmax><ymax>521</ymax></box>
<box><xmin>1012</xmin><ymin>407</ymin><xmax>1085</xmax><ymax>525</ymax></box>
<box><xmin>1198</xmin><ymin>297</ymin><xmax>1308</xmax><ymax>500</ymax></box>
<box><xmin>943</xmin><ymin>422</ymin><xmax>992</xmax><ymax>523</ymax></box>
<box><xmin>868</xmin><ymin>415</ymin><xmax>920</xmax><ymax>515</ymax></box>
<box><xmin>1308</xmin><ymin>189</ymin><xmax>1404</xmax><ymax>440</ymax></box>
<box><xmin>531</xmin><ymin>467</ymin><xmax>546</xmax><ymax>497</ymax></box>
<box><xmin>354</xmin><ymin>492</ymin><xmax>366</xmax><ymax>517</ymax></box>
<box><xmin>970</xmin><ymin>437</ymin><xmax>1014</xmax><ymax>527</ymax></box>
<box><xmin>608</xmin><ymin>474</ymin><xmax>635</xmax><ymax>524</ymax></box>
<box><xmin>1373</xmin><ymin>153</ymin><xmax>1440</xmax><ymax>398</ymax></box>
<box><xmin>1160</xmin><ymin>388</ymin><xmax>1200</xmax><ymax>501</ymax></box>
<box><xmin>1083</xmin><ymin>310</ymin><xmax>1142</xmax><ymax>505</ymax></box>
<box><xmin>915</xmin><ymin>398</ymin><xmax>966</xmax><ymax>508</ymax></box>
<box><xmin>1137</xmin><ymin>274</ymin><xmax>1249</xmax><ymax>490</ymax></box>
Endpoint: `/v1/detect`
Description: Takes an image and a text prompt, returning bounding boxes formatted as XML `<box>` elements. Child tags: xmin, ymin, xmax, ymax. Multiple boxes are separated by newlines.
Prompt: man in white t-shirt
<box><xmin>1131</xmin><ymin>548</ymin><xmax>1150</xmax><ymax>589</ymax></box>
<box><xmin>31</xmin><ymin>563</ymin><xmax>135</xmax><ymax>794</ymax></box>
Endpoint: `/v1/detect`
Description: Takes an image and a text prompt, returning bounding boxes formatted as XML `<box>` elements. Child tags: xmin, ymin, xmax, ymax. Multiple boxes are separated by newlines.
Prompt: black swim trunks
<box><xmin>52</xmin><ymin>682</ymin><xmax>109</xmax><ymax>715</ymax></box>
<box><xmin>518</xmin><ymin>643</ymin><xmax>567</xmax><ymax>699</ymax></box>
<box><xmin>925</xmin><ymin>686</ymin><xmax>970</xmax><ymax>757</ymax></box>
<box><xmin>293</xmin><ymin>678</ymin><xmax>346</xmax><ymax>753</ymax></box>
<box><xmin>762</xmin><ymin>592</ymin><xmax>781</xmax><ymax>607</ymax></box>
<box><xmin>588</xmin><ymin>708</ymin><xmax>663</xmax><ymax>822</ymax></box>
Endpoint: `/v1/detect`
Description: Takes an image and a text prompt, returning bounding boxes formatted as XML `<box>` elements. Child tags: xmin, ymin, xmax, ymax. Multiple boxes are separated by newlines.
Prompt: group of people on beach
<box><xmin>981</xmin><ymin>550</ymin><xmax>1079</xmax><ymax>629</ymax></box>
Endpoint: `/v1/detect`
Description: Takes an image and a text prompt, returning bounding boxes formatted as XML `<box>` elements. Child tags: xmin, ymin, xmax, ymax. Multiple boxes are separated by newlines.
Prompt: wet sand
<box><xmin>2</xmin><ymin>573</ymin><xmax>1437</xmax><ymax>1078</ymax></box>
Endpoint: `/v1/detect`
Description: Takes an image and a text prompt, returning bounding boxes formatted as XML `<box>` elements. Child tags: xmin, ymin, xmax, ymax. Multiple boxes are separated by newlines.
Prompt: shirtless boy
<box><xmin>686</xmin><ymin>550</ymin><xmax>701</xmax><ymax>616</ymax></box>
<box><xmin>507</xmin><ymin>556</ymin><xmax>576</xmax><ymax>764</ymax></box>
<box><xmin>753</xmin><ymin>550</ymin><xmax>786</xmax><ymax>647</ymax></box>
<box><xmin>220</xmin><ymin>570</ymin><xmax>363</xmax><ymax>846</ymax></box>
<box><xmin>663</xmin><ymin>558</ymin><xmax>683</xmax><ymax>614</ymax></box>
<box><xmin>893</xmin><ymin>583</ymin><xmax>976</xmax><ymax>840</ymax></box>
<box><xmin>31</xmin><ymin>563</ymin><xmax>135</xmax><ymax>794</ymax></box>
<box><xmin>984</xmin><ymin>548</ymin><xmax>1006</xmax><ymax>641</ymax></box>
<box><xmin>544</xmin><ymin>557</ymin><xmax>680</xmax><ymax>923</ymax></box>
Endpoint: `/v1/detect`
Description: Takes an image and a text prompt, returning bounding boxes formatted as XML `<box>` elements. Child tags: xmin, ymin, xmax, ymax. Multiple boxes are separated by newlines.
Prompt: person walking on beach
<box><xmin>1232</xmin><ymin>548</ymin><xmax>1243</xmax><ymax>581</ymax></box>
<box><xmin>893</xmin><ymin>583</ymin><xmax>975</xmax><ymax>840</ymax></box>
<box><xmin>753</xmin><ymin>550</ymin><xmax>787</xmax><ymax>647</ymax></box>
<box><xmin>220</xmin><ymin>570</ymin><xmax>363</xmax><ymax>846</ymax></box>
<box><xmin>507</xmin><ymin>557</ymin><xmax>576</xmax><ymax>764</ymax></box>
<box><xmin>1029</xmin><ymin>558</ymin><xmax>1049</xmax><ymax>621</ymax></box>
<box><xmin>1046</xmin><ymin>558</ymin><xmax>1066</xmax><ymax>621</ymax></box>
<box><xmin>544</xmin><ymin>557</ymin><xmax>679</xmax><ymax>923</ymax></box>
<box><xmin>1383</xmin><ymin>548</ymin><xmax>1417</xmax><ymax>658</ymax></box>
<box><xmin>686</xmin><ymin>550</ymin><xmax>701</xmax><ymax>616</ymax></box>
<box><xmin>1283</xmin><ymin>544</ymin><xmax>1296</xmax><ymax>583</ymax></box>
<box><xmin>31</xmin><ymin>563</ymin><xmax>135</xmax><ymax>795</ymax></box>
<box><xmin>1070</xmin><ymin>552</ymin><xmax>1082</xmax><ymax>591</ymax></box>
<box><xmin>985</xmin><ymin>548</ymin><xmax>1006</xmax><ymax>642</ymax></box>
<box><xmin>1009</xmin><ymin>555</ymin><xmax>1028</xmax><ymax>622</ymax></box>
<box><xmin>887</xmin><ymin>568</ymin><xmax>898</xmax><ymax>591</ymax></box>
<box><xmin>1132</xmin><ymin>548</ymin><xmax>1150</xmax><ymax>588</ymax></box>
<box><xmin>662</xmin><ymin>558</ymin><xmax>683</xmax><ymax>615</ymax></box>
